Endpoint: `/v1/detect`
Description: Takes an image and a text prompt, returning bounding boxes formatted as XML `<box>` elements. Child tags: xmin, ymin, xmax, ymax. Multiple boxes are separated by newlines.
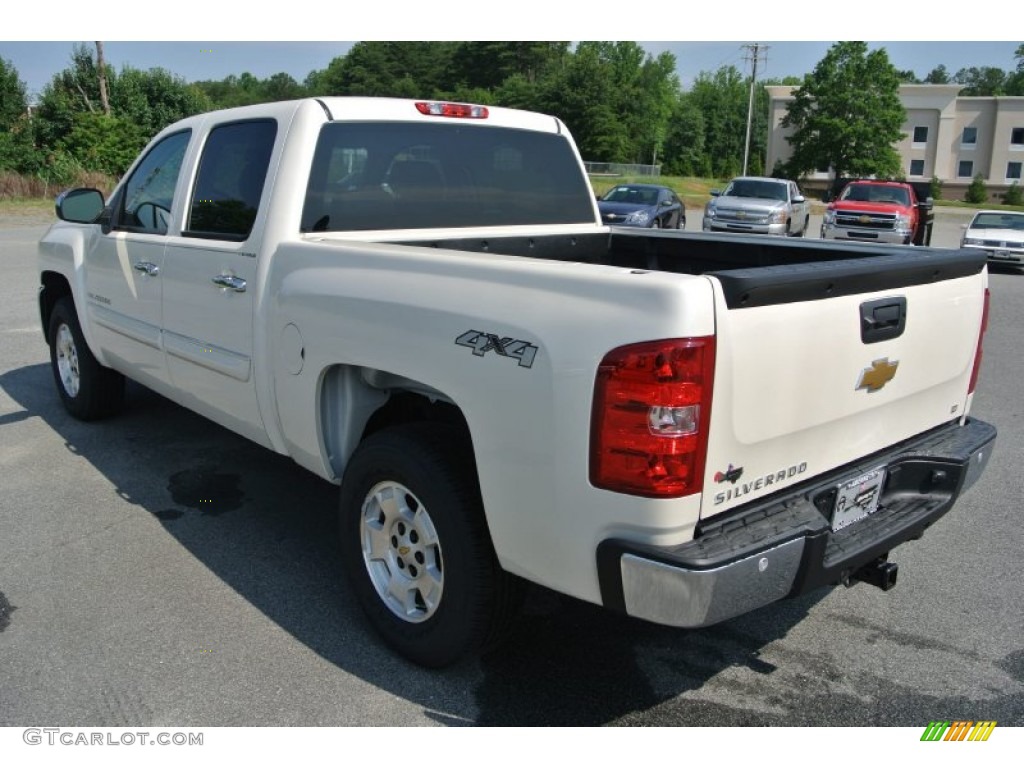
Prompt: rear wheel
<box><xmin>651</xmin><ymin>218</ymin><xmax>661</xmax><ymax>229</ymax></box>
<box><xmin>48</xmin><ymin>297</ymin><xmax>124</xmax><ymax>420</ymax></box>
<box><xmin>339</xmin><ymin>424</ymin><xmax>520</xmax><ymax>667</ymax></box>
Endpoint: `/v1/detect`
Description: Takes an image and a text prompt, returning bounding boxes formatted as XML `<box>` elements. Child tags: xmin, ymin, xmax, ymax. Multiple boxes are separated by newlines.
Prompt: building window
<box><xmin>909</xmin><ymin>159</ymin><xmax>925</xmax><ymax>176</ymax></box>
<box><xmin>1008</xmin><ymin>162</ymin><xmax>1023</xmax><ymax>181</ymax></box>
<box><xmin>1012</xmin><ymin>127</ymin><xmax>1024</xmax><ymax>147</ymax></box>
<box><xmin>958</xmin><ymin>160</ymin><xmax>974</xmax><ymax>178</ymax></box>
<box><xmin>961</xmin><ymin>126</ymin><xmax>977</xmax><ymax>146</ymax></box>
<box><xmin>912</xmin><ymin>126</ymin><xmax>928</xmax><ymax>146</ymax></box>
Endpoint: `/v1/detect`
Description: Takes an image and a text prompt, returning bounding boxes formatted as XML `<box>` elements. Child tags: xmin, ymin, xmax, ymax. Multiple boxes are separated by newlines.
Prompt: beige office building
<box><xmin>766</xmin><ymin>84</ymin><xmax>1024</xmax><ymax>202</ymax></box>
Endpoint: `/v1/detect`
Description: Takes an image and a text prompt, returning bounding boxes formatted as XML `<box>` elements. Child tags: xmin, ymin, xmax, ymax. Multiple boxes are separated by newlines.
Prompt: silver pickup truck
<box><xmin>702</xmin><ymin>175</ymin><xmax>811</xmax><ymax>236</ymax></box>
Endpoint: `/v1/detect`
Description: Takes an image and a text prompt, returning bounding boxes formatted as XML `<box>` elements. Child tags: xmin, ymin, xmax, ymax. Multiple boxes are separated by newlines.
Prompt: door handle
<box><xmin>133</xmin><ymin>261</ymin><xmax>160</xmax><ymax>276</ymax></box>
<box><xmin>211</xmin><ymin>274</ymin><xmax>247</xmax><ymax>293</ymax></box>
<box><xmin>860</xmin><ymin>297</ymin><xmax>906</xmax><ymax>343</ymax></box>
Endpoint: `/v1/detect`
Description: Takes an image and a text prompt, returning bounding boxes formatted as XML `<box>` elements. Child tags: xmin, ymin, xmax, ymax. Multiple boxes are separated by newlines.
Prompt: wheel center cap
<box><xmin>398</xmin><ymin>545</ymin><xmax>410</xmax><ymax>556</ymax></box>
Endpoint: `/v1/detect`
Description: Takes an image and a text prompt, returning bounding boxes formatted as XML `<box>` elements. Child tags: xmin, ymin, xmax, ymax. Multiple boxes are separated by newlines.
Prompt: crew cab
<box><xmin>822</xmin><ymin>179</ymin><xmax>934</xmax><ymax>245</ymax></box>
<box><xmin>38</xmin><ymin>98</ymin><xmax>995</xmax><ymax>667</ymax></box>
<box><xmin>702</xmin><ymin>176</ymin><xmax>810</xmax><ymax>236</ymax></box>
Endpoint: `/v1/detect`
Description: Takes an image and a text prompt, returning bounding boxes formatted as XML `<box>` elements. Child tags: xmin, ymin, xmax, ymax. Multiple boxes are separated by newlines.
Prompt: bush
<box><xmin>929</xmin><ymin>175</ymin><xmax>943</xmax><ymax>201</ymax></box>
<box><xmin>1004</xmin><ymin>182</ymin><xmax>1023</xmax><ymax>207</ymax></box>
<box><xmin>965</xmin><ymin>173</ymin><xmax>988</xmax><ymax>204</ymax></box>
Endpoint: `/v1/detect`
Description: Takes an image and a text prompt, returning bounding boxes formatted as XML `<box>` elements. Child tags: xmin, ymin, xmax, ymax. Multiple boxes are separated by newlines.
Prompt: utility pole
<box><xmin>742</xmin><ymin>43</ymin><xmax>768</xmax><ymax>176</ymax></box>
<box><xmin>96</xmin><ymin>42</ymin><xmax>111</xmax><ymax>115</ymax></box>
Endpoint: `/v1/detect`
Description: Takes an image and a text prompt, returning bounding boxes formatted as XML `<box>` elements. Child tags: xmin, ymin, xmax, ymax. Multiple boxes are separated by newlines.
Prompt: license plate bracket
<box><xmin>831</xmin><ymin>467</ymin><xmax>886</xmax><ymax>531</ymax></box>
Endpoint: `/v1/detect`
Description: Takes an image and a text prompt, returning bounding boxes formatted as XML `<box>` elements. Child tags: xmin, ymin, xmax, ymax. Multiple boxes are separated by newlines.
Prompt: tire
<box><xmin>677</xmin><ymin>212</ymin><xmax>686</xmax><ymax>230</ymax></box>
<box><xmin>339</xmin><ymin>424</ymin><xmax>520</xmax><ymax>667</ymax></box>
<box><xmin>651</xmin><ymin>218</ymin><xmax>661</xmax><ymax>229</ymax></box>
<box><xmin>798</xmin><ymin>216</ymin><xmax>809</xmax><ymax>236</ymax></box>
<box><xmin>48</xmin><ymin>297</ymin><xmax>125</xmax><ymax>420</ymax></box>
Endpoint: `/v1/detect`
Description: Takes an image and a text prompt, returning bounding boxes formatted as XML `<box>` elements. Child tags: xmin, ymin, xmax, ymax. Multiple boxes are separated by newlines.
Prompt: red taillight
<box><xmin>968</xmin><ymin>288</ymin><xmax>990</xmax><ymax>394</ymax></box>
<box><xmin>414</xmin><ymin>101</ymin><xmax>489</xmax><ymax>119</ymax></box>
<box><xmin>590</xmin><ymin>338</ymin><xmax>716</xmax><ymax>498</ymax></box>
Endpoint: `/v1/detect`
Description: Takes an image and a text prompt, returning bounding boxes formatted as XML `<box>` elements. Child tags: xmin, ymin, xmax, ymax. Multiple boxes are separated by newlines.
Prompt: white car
<box><xmin>961</xmin><ymin>210</ymin><xmax>1024</xmax><ymax>267</ymax></box>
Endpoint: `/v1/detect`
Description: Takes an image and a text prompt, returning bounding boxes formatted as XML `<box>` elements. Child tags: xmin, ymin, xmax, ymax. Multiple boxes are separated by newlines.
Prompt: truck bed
<box><xmin>400</xmin><ymin>229</ymin><xmax>987</xmax><ymax>308</ymax></box>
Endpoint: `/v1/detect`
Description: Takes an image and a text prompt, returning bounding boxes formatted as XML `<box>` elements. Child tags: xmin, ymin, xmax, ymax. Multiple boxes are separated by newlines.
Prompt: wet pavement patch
<box><xmin>0</xmin><ymin>591</ymin><xmax>15</xmax><ymax>632</ymax></box>
<box><xmin>154</xmin><ymin>509</ymin><xmax>185</xmax><ymax>521</ymax></box>
<box><xmin>165</xmin><ymin>466</ymin><xmax>246</xmax><ymax>516</ymax></box>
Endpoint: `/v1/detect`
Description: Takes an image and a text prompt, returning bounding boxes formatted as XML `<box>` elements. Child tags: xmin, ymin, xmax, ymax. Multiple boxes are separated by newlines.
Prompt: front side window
<box><xmin>958</xmin><ymin>160</ymin><xmax>974</xmax><ymax>178</ymax></box>
<box><xmin>116</xmin><ymin>130</ymin><xmax>191</xmax><ymax>235</ymax></box>
<box><xmin>962</xmin><ymin>126</ymin><xmax>978</xmax><ymax>146</ymax></box>
<box><xmin>301</xmin><ymin>122</ymin><xmax>594</xmax><ymax>231</ymax></box>
<box><xmin>187</xmin><ymin>120</ymin><xmax>277</xmax><ymax>241</ymax></box>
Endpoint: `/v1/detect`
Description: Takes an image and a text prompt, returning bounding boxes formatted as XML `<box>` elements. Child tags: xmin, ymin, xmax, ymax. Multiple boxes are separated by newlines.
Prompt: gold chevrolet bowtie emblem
<box><xmin>857</xmin><ymin>358</ymin><xmax>899</xmax><ymax>393</ymax></box>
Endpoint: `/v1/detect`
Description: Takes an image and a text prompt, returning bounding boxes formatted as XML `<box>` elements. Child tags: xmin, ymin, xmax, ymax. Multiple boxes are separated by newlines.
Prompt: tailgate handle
<box><xmin>861</xmin><ymin>297</ymin><xmax>906</xmax><ymax>344</ymax></box>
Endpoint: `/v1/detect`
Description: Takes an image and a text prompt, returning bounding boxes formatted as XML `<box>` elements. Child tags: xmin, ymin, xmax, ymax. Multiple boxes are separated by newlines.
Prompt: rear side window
<box><xmin>301</xmin><ymin>122</ymin><xmax>594</xmax><ymax>231</ymax></box>
<box><xmin>187</xmin><ymin>120</ymin><xmax>277</xmax><ymax>241</ymax></box>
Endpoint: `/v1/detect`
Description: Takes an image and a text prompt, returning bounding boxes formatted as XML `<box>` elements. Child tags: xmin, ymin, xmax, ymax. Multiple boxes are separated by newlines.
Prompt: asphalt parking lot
<box><xmin>1</xmin><ymin>209</ymin><xmax>1021</xmax><ymax>728</ymax></box>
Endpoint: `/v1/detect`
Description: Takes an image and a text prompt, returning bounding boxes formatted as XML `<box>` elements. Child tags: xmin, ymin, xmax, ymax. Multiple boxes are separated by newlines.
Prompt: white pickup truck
<box><xmin>38</xmin><ymin>98</ymin><xmax>996</xmax><ymax>667</ymax></box>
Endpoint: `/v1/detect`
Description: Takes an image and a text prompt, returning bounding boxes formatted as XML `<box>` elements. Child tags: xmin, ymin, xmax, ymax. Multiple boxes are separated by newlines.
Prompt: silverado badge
<box><xmin>856</xmin><ymin>358</ymin><xmax>899</xmax><ymax>393</ymax></box>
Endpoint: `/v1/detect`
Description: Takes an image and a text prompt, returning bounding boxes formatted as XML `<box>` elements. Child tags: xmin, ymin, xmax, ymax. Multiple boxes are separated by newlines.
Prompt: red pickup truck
<box><xmin>821</xmin><ymin>180</ymin><xmax>934</xmax><ymax>245</ymax></box>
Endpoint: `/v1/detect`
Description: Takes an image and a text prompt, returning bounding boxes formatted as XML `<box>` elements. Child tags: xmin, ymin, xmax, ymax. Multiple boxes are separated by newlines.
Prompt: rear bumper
<box><xmin>597</xmin><ymin>418</ymin><xmax>996</xmax><ymax>628</ymax></box>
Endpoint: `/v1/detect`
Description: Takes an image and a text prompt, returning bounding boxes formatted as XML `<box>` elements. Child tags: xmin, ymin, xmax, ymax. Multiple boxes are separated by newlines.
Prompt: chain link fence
<box><xmin>584</xmin><ymin>162</ymin><xmax>661</xmax><ymax>177</ymax></box>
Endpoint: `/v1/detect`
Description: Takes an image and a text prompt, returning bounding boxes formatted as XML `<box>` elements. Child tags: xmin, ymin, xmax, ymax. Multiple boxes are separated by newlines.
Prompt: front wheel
<box><xmin>339</xmin><ymin>425</ymin><xmax>520</xmax><ymax>667</ymax></box>
<box><xmin>48</xmin><ymin>297</ymin><xmax>124</xmax><ymax>420</ymax></box>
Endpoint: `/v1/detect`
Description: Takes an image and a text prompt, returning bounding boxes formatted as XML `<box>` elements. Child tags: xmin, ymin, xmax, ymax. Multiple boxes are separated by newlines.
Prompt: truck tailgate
<box><xmin>700</xmin><ymin>250</ymin><xmax>988</xmax><ymax>519</ymax></box>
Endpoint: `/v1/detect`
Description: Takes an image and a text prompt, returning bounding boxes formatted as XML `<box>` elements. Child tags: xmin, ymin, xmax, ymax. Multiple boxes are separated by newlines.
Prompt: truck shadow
<box><xmin>1</xmin><ymin>362</ymin><xmax>828</xmax><ymax>726</ymax></box>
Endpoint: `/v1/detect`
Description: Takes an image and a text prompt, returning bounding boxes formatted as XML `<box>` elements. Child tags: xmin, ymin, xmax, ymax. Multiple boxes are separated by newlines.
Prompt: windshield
<box><xmin>302</xmin><ymin>122</ymin><xmax>595</xmax><ymax>231</ymax></box>
<box><xmin>840</xmin><ymin>184</ymin><xmax>910</xmax><ymax>206</ymax></box>
<box><xmin>724</xmin><ymin>179</ymin><xmax>788</xmax><ymax>202</ymax></box>
<box><xmin>603</xmin><ymin>186</ymin><xmax>659</xmax><ymax>205</ymax></box>
<box><xmin>970</xmin><ymin>212</ymin><xmax>1024</xmax><ymax>231</ymax></box>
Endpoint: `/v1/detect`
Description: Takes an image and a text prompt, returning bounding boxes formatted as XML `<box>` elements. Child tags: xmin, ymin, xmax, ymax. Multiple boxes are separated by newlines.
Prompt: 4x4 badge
<box><xmin>857</xmin><ymin>358</ymin><xmax>899</xmax><ymax>393</ymax></box>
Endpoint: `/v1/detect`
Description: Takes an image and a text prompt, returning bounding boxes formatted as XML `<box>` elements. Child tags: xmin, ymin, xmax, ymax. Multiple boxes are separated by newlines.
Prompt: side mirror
<box><xmin>710</xmin><ymin>189</ymin><xmax>721</xmax><ymax>197</ymax></box>
<box><xmin>55</xmin><ymin>188</ymin><xmax>105</xmax><ymax>223</ymax></box>
<box><xmin>792</xmin><ymin>195</ymin><xmax>806</xmax><ymax>204</ymax></box>
<box><xmin>923</xmin><ymin>197</ymin><xmax>934</xmax><ymax>210</ymax></box>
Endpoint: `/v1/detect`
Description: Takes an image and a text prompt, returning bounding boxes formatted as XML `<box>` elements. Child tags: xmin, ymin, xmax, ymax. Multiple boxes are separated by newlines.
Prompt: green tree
<box><xmin>1007</xmin><ymin>44</ymin><xmax>1024</xmax><ymax>95</ymax></box>
<box><xmin>0</xmin><ymin>57</ymin><xmax>28</xmax><ymax>129</ymax></box>
<box><xmin>59</xmin><ymin>112</ymin><xmax>147</xmax><ymax>175</ymax></box>
<box><xmin>661</xmin><ymin>97</ymin><xmax>706</xmax><ymax>176</ymax></box>
<box><xmin>33</xmin><ymin>46</ymin><xmax>210</xmax><ymax>173</ymax></box>
<box><xmin>924</xmin><ymin>65</ymin><xmax>951</xmax><ymax>84</ymax></box>
<box><xmin>448</xmin><ymin>42</ymin><xmax>568</xmax><ymax>91</ymax></box>
<box><xmin>687</xmin><ymin>66</ymin><xmax>749</xmax><ymax>178</ymax></box>
<box><xmin>1005</xmin><ymin>182</ymin><xmax>1023</xmax><ymax>206</ymax></box>
<box><xmin>953</xmin><ymin>66</ymin><xmax>1009</xmax><ymax>96</ymax></box>
<box><xmin>781</xmin><ymin>42</ymin><xmax>905</xmax><ymax>181</ymax></box>
<box><xmin>538</xmin><ymin>43</ymin><xmax>627</xmax><ymax>161</ymax></box>
<box><xmin>312</xmin><ymin>42</ymin><xmax>458</xmax><ymax>98</ymax></box>
<box><xmin>965</xmin><ymin>173</ymin><xmax>988</xmax><ymax>204</ymax></box>
<box><xmin>0</xmin><ymin>57</ymin><xmax>38</xmax><ymax>173</ymax></box>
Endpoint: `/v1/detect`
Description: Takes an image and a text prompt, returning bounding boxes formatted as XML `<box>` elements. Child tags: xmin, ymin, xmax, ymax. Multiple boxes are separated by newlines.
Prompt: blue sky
<box><xmin>3</xmin><ymin>41</ymin><xmax>1020</xmax><ymax>101</ymax></box>
<box><xmin>3</xmin><ymin>5</ymin><xmax>1018</xmax><ymax>98</ymax></box>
